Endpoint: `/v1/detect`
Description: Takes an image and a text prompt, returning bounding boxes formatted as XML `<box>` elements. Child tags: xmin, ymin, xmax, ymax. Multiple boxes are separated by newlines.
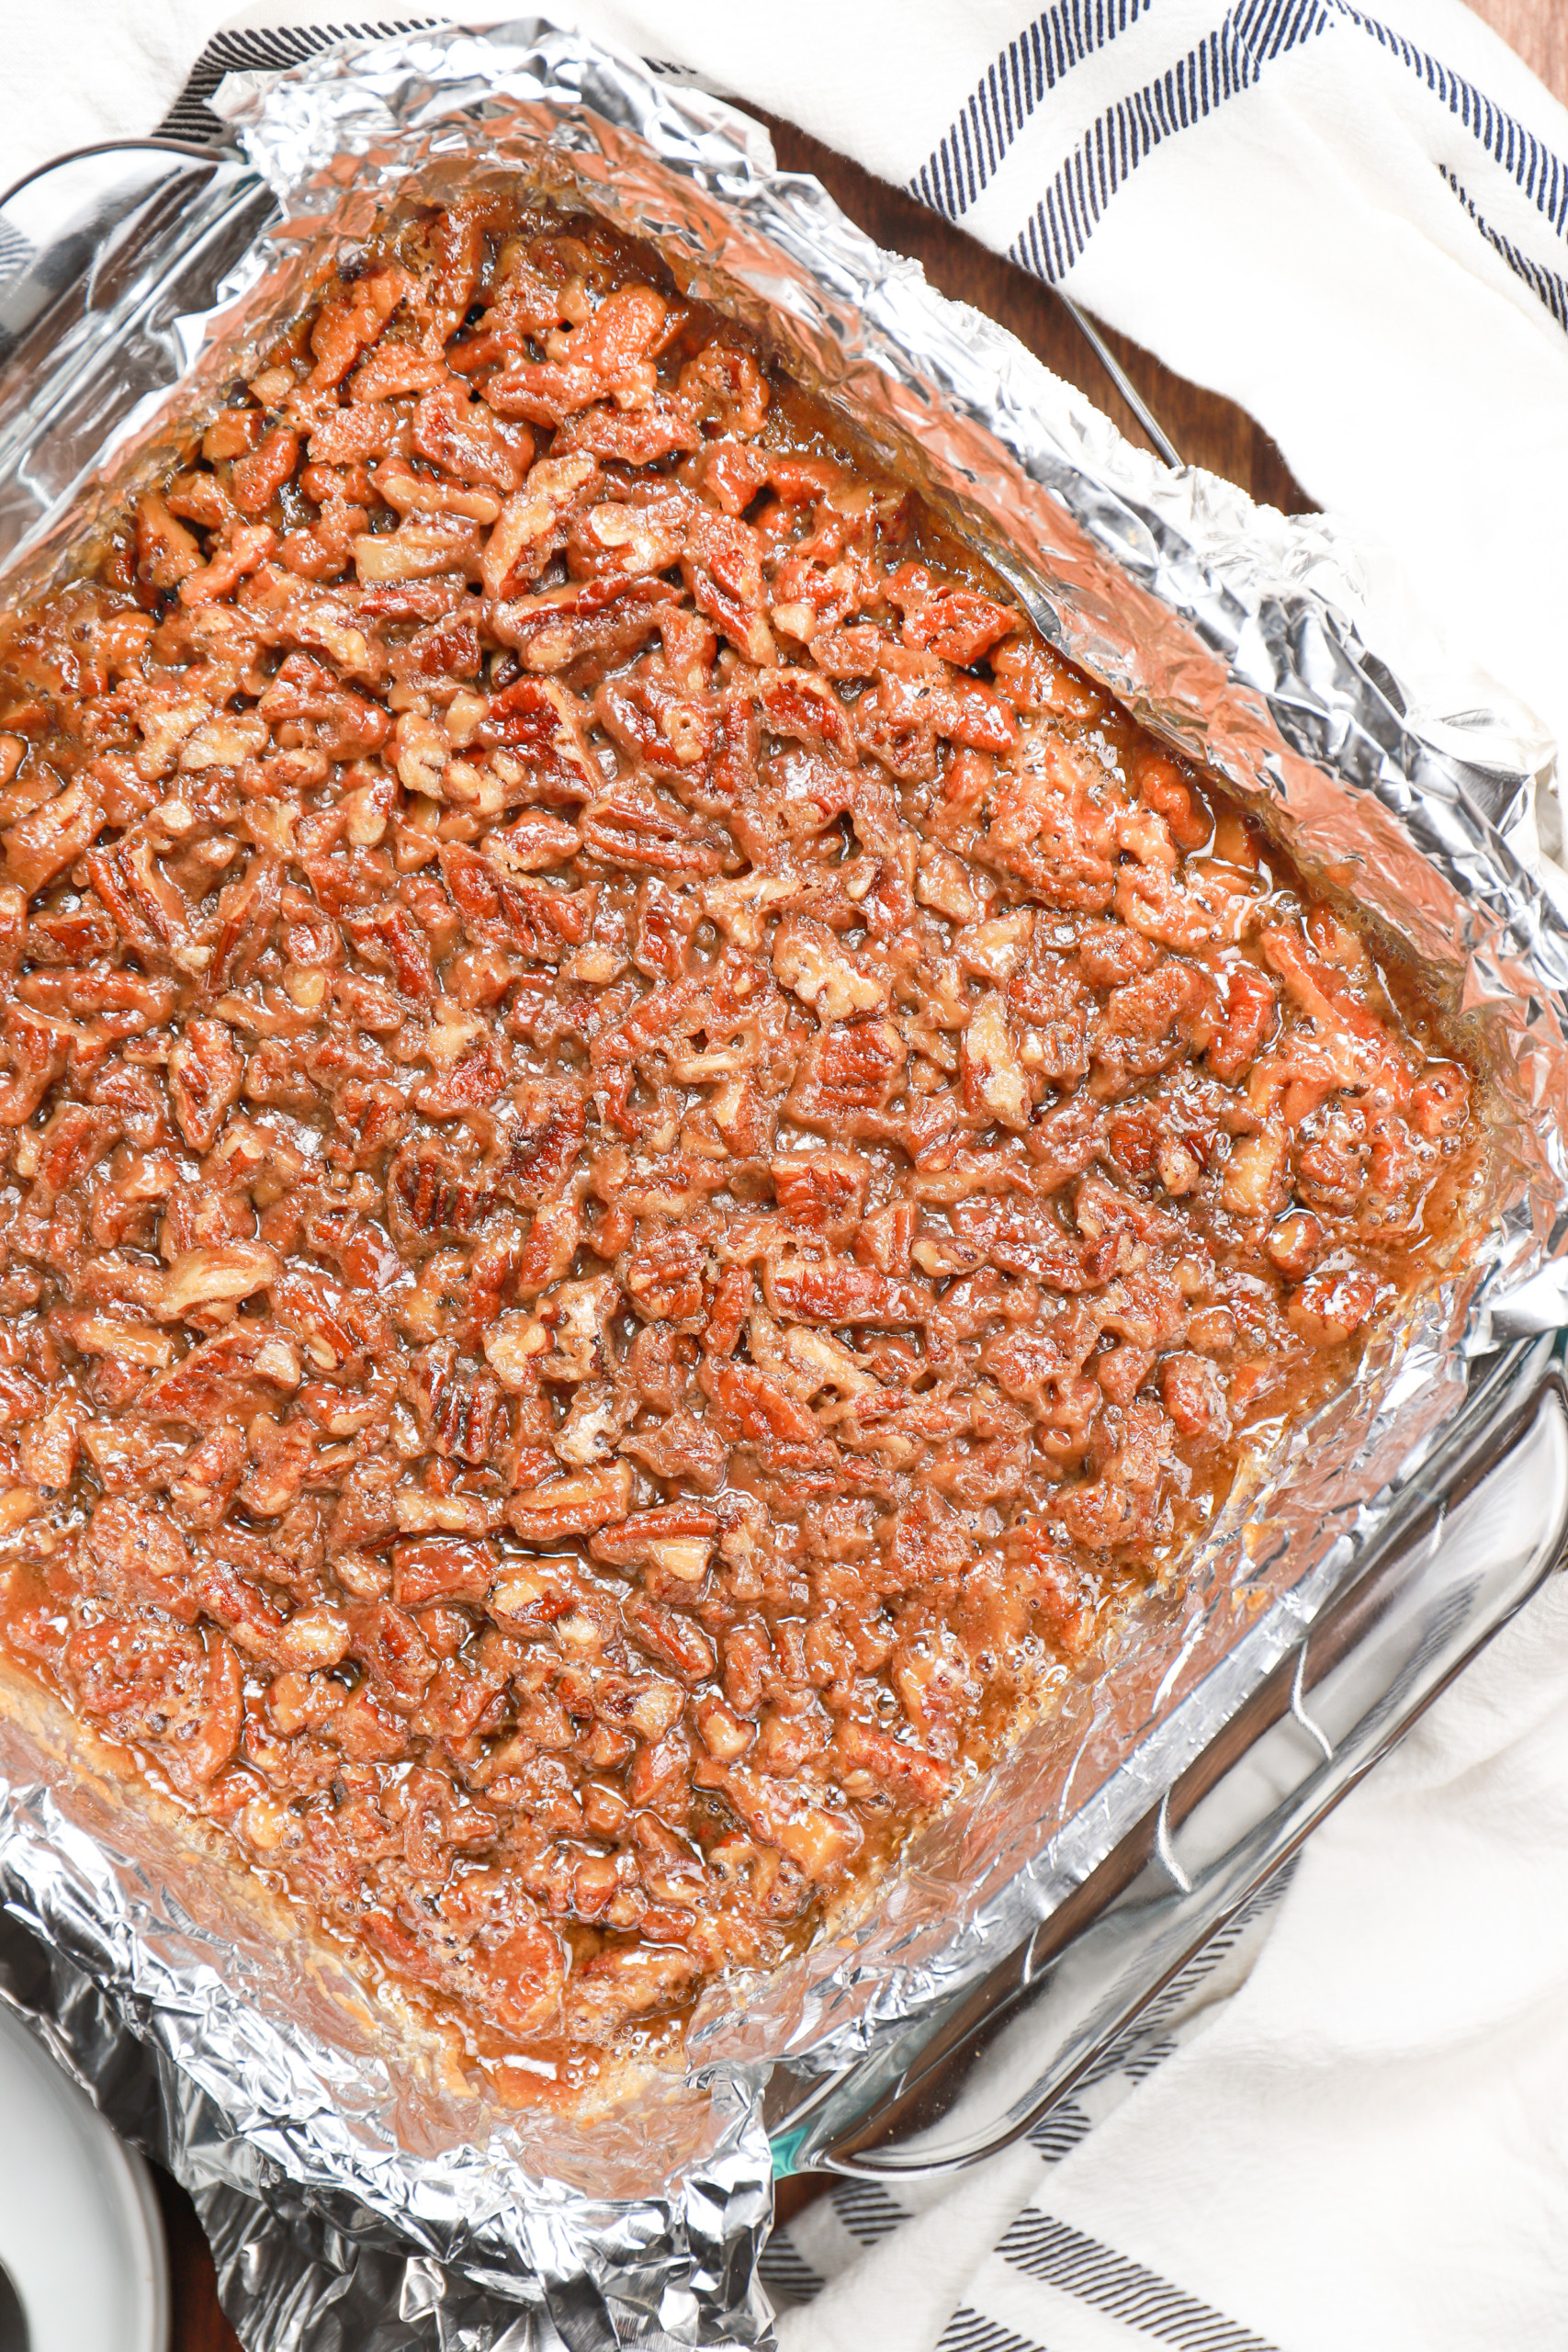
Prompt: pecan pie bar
<box><xmin>0</xmin><ymin>194</ymin><xmax>1482</xmax><ymax>2081</ymax></box>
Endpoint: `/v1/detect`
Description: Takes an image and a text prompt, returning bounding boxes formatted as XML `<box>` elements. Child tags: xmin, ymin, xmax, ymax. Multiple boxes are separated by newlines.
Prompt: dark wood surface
<box><xmin>147</xmin><ymin>4</ymin><xmax>1565</xmax><ymax>2338</ymax></box>
<box><xmin>155</xmin><ymin>2166</ymin><xmax>236</xmax><ymax>2352</ymax></box>
<box><xmin>760</xmin><ymin>111</ymin><xmax>1315</xmax><ymax>514</ymax></box>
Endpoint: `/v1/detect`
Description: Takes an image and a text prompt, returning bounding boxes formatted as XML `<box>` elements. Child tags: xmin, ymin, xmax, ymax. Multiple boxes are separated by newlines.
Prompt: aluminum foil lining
<box><xmin>1</xmin><ymin>15</ymin><xmax>1566</xmax><ymax>2348</ymax></box>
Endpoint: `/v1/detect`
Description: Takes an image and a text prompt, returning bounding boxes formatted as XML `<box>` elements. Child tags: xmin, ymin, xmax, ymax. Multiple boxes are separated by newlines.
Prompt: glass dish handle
<box><xmin>778</xmin><ymin>1337</ymin><xmax>1568</xmax><ymax>2181</ymax></box>
<box><xmin>0</xmin><ymin>139</ymin><xmax>271</xmax><ymax>568</ymax></box>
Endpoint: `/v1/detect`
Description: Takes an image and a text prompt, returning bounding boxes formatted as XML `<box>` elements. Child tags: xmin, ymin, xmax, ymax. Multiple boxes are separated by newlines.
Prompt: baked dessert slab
<box><xmin>0</xmin><ymin>189</ymin><xmax>1484</xmax><ymax>2096</ymax></box>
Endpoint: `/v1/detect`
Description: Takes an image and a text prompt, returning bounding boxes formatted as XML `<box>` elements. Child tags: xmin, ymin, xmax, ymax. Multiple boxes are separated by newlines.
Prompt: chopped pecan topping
<box><xmin>0</xmin><ymin>192</ymin><xmax>1482</xmax><ymax>2084</ymax></box>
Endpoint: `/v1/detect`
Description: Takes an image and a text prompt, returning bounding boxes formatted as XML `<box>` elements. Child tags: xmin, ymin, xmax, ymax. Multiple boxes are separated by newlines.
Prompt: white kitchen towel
<box><xmin>7</xmin><ymin>8</ymin><xmax>1568</xmax><ymax>2351</ymax></box>
<box><xmin>765</xmin><ymin>1567</ymin><xmax>1568</xmax><ymax>2352</ymax></box>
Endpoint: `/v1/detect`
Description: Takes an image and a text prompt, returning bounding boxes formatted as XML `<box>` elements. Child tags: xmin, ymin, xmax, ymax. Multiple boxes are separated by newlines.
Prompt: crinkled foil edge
<box><xmin>0</xmin><ymin>16</ymin><xmax>1564</xmax><ymax>2348</ymax></box>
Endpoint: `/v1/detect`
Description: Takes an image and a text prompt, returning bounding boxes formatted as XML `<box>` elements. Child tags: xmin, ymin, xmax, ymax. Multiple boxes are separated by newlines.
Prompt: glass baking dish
<box><xmin>0</xmin><ymin>32</ymin><xmax>1564</xmax><ymax>2339</ymax></box>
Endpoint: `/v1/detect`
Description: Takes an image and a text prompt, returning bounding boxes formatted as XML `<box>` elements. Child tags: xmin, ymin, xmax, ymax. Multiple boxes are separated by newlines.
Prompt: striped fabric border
<box><xmin>1027</xmin><ymin>2098</ymin><xmax>1096</xmax><ymax>2162</ymax></box>
<box><xmin>1438</xmin><ymin>164</ymin><xmax>1568</xmax><ymax>328</ymax></box>
<box><xmin>1006</xmin><ymin>0</ymin><xmax>1332</xmax><ymax>283</ymax></box>
<box><xmin>0</xmin><ymin>221</ymin><xmax>32</xmax><ymax>289</ymax></box>
<box><xmin>155</xmin><ymin>18</ymin><xmax>443</xmax><ymax>146</ymax></box>
<box><xmin>940</xmin><ymin>2311</ymin><xmax>1056</xmax><ymax>2352</ymax></box>
<box><xmin>911</xmin><ymin>0</ymin><xmax>1568</xmax><ymax>332</ymax></box>
<box><xmin>998</xmin><ymin>2213</ymin><xmax>1280</xmax><ymax>2350</ymax></box>
<box><xmin>1337</xmin><ymin>3</ymin><xmax>1568</xmax><ymax>235</ymax></box>
<box><xmin>758</xmin><ymin>2231</ymin><xmax>828</xmax><ymax>2308</ymax></box>
<box><xmin>829</xmin><ymin>2178</ymin><xmax>909</xmax><ymax>2246</ymax></box>
<box><xmin>911</xmin><ymin>0</ymin><xmax>1155</xmax><ymax>220</ymax></box>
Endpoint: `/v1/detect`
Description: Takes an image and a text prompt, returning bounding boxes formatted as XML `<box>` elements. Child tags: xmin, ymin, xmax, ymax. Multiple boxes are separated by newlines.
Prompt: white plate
<box><xmin>0</xmin><ymin>1999</ymin><xmax>168</xmax><ymax>2352</ymax></box>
